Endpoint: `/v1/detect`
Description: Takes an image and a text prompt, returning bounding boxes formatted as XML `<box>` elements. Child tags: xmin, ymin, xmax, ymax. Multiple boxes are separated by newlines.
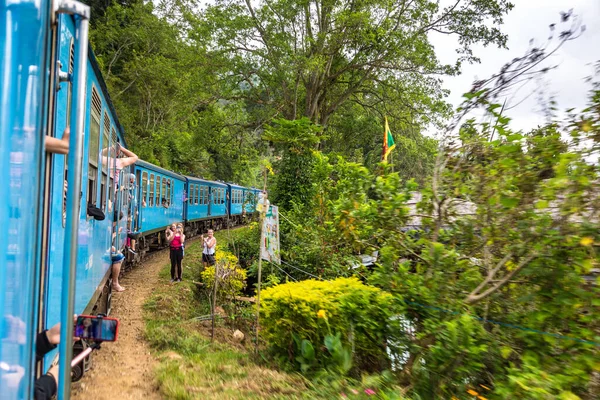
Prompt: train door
<box><xmin>43</xmin><ymin>3</ymin><xmax>91</xmax><ymax>398</ymax></box>
<box><xmin>134</xmin><ymin>169</ymin><xmax>142</xmax><ymax>231</ymax></box>
<box><xmin>0</xmin><ymin>1</ymin><xmax>55</xmax><ymax>398</ymax></box>
<box><xmin>43</xmin><ymin>5</ymin><xmax>81</xmax><ymax>362</ymax></box>
<box><xmin>208</xmin><ymin>186</ymin><xmax>213</xmax><ymax>217</ymax></box>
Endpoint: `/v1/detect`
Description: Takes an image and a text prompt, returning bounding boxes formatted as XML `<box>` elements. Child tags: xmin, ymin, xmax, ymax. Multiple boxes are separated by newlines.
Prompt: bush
<box><xmin>201</xmin><ymin>250</ymin><xmax>247</xmax><ymax>303</ymax></box>
<box><xmin>226</xmin><ymin>222</ymin><xmax>260</xmax><ymax>269</ymax></box>
<box><xmin>260</xmin><ymin>277</ymin><xmax>393</xmax><ymax>375</ymax></box>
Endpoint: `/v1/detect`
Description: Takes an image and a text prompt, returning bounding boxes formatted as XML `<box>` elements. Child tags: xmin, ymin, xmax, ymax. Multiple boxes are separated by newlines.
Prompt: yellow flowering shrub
<box><xmin>260</xmin><ymin>277</ymin><xmax>393</xmax><ymax>372</ymax></box>
<box><xmin>201</xmin><ymin>250</ymin><xmax>247</xmax><ymax>303</ymax></box>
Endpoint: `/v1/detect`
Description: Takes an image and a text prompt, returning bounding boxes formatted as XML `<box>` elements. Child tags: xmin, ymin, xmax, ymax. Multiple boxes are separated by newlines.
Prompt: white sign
<box><xmin>261</xmin><ymin>205</ymin><xmax>280</xmax><ymax>264</ymax></box>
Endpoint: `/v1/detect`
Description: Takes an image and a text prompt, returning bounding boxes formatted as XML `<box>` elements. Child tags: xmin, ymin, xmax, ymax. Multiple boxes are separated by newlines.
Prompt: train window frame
<box><xmin>61</xmin><ymin>39</ymin><xmax>76</xmax><ymax>227</ymax></box>
<box><xmin>166</xmin><ymin>179</ymin><xmax>170</xmax><ymax>207</ymax></box>
<box><xmin>88</xmin><ymin>86</ymin><xmax>102</xmax><ymax>210</ymax></box>
<box><xmin>142</xmin><ymin>171</ymin><xmax>148</xmax><ymax>207</ymax></box>
<box><xmin>155</xmin><ymin>175</ymin><xmax>160</xmax><ymax>206</ymax></box>
<box><xmin>161</xmin><ymin>177</ymin><xmax>167</xmax><ymax>207</ymax></box>
<box><xmin>109</xmin><ymin>128</ymin><xmax>118</xmax><ymax>211</ymax></box>
<box><xmin>149</xmin><ymin>173</ymin><xmax>155</xmax><ymax>206</ymax></box>
<box><xmin>170</xmin><ymin>179</ymin><xmax>174</xmax><ymax>206</ymax></box>
<box><xmin>101</xmin><ymin>112</ymin><xmax>110</xmax><ymax>211</ymax></box>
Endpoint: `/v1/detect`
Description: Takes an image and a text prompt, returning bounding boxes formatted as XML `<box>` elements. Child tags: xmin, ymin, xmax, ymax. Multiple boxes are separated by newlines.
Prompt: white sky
<box><xmin>429</xmin><ymin>0</ymin><xmax>600</xmax><ymax>134</ymax></box>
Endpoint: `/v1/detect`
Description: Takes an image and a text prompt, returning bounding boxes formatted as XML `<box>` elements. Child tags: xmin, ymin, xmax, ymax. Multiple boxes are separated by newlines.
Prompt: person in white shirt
<box><xmin>201</xmin><ymin>229</ymin><xmax>217</xmax><ymax>269</ymax></box>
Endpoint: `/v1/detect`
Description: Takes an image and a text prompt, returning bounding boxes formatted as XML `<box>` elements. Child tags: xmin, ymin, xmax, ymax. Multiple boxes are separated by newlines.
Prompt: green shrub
<box><xmin>201</xmin><ymin>250</ymin><xmax>247</xmax><ymax>303</ymax></box>
<box><xmin>260</xmin><ymin>277</ymin><xmax>393</xmax><ymax>375</ymax></box>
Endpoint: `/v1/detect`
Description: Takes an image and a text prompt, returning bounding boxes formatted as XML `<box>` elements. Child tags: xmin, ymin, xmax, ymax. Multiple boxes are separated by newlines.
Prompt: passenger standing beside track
<box><xmin>177</xmin><ymin>223</ymin><xmax>185</xmax><ymax>258</ymax></box>
<box><xmin>201</xmin><ymin>229</ymin><xmax>217</xmax><ymax>269</ymax></box>
<box><xmin>166</xmin><ymin>224</ymin><xmax>185</xmax><ymax>283</ymax></box>
<box><xmin>111</xmin><ymin>212</ymin><xmax>126</xmax><ymax>292</ymax></box>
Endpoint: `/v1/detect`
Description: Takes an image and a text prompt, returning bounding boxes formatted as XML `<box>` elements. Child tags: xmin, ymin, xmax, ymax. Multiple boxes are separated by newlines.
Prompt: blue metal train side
<box><xmin>228</xmin><ymin>184</ymin><xmax>246</xmax><ymax>216</ymax></box>
<box><xmin>209</xmin><ymin>181</ymin><xmax>229</xmax><ymax>218</ymax></box>
<box><xmin>185</xmin><ymin>177</ymin><xmax>219</xmax><ymax>222</ymax></box>
<box><xmin>134</xmin><ymin>160</ymin><xmax>185</xmax><ymax>235</ymax></box>
<box><xmin>0</xmin><ymin>1</ymin><xmax>51</xmax><ymax>398</ymax></box>
<box><xmin>44</xmin><ymin>23</ymin><xmax>129</xmax><ymax>367</ymax></box>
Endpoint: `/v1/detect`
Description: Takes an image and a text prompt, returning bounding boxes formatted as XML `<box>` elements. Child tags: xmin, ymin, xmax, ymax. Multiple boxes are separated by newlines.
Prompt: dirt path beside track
<box><xmin>71</xmin><ymin>252</ymin><xmax>168</xmax><ymax>400</ymax></box>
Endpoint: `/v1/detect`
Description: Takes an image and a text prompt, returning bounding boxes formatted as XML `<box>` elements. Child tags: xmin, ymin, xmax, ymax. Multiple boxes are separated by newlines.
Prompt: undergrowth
<box><xmin>143</xmin><ymin>228</ymin><xmax>409</xmax><ymax>399</ymax></box>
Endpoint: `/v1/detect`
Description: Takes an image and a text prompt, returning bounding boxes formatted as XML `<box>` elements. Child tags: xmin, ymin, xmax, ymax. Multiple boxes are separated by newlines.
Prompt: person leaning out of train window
<box><xmin>101</xmin><ymin>142</ymin><xmax>138</xmax><ymax>183</ymax></box>
<box><xmin>111</xmin><ymin>211</ymin><xmax>126</xmax><ymax>292</ymax></box>
<box><xmin>45</xmin><ymin>127</ymin><xmax>70</xmax><ymax>154</ymax></box>
<box><xmin>33</xmin><ymin>317</ymin><xmax>79</xmax><ymax>400</ymax></box>
<box><xmin>166</xmin><ymin>223</ymin><xmax>185</xmax><ymax>283</ymax></box>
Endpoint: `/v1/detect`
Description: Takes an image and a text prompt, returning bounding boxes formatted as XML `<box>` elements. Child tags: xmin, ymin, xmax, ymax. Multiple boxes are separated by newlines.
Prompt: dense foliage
<box><xmin>262</xmin><ymin>81</ymin><xmax>600</xmax><ymax>398</ymax></box>
<box><xmin>84</xmin><ymin>0</ymin><xmax>516</xmax><ymax>182</ymax></box>
<box><xmin>260</xmin><ymin>277</ymin><xmax>393</xmax><ymax>375</ymax></box>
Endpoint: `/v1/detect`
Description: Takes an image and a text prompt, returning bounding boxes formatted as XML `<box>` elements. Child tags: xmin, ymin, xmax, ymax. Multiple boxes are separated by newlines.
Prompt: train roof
<box><xmin>184</xmin><ymin>176</ymin><xmax>228</xmax><ymax>188</ymax></box>
<box><xmin>227</xmin><ymin>183</ymin><xmax>247</xmax><ymax>189</ymax></box>
<box><xmin>135</xmin><ymin>160</ymin><xmax>186</xmax><ymax>180</ymax></box>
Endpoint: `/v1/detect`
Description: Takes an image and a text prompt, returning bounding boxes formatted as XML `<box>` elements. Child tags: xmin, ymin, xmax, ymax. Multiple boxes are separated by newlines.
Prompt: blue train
<box><xmin>0</xmin><ymin>3</ymin><xmax>260</xmax><ymax>399</ymax></box>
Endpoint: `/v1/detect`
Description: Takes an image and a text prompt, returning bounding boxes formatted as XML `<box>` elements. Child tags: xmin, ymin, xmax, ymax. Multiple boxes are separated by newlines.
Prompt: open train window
<box><xmin>165</xmin><ymin>179</ymin><xmax>169</xmax><ymax>206</ymax></box>
<box><xmin>161</xmin><ymin>177</ymin><xmax>167</xmax><ymax>207</ymax></box>
<box><xmin>171</xmin><ymin>179</ymin><xmax>174</xmax><ymax>205</ymax></box>
<box><xmin>200</xmin><ymin>186</ymin><xmax>205</xmax><ymax>205</ymax></box>
<box><xmin>149</xmin><ymin>174</ymin><xmax>155</xmax><ymax>206</ymax></box>
<box><xmin>109</xmin><ymin>128</ymin><xmax>118</xmax><ymax>210</ymax></box>
<box><xmin>142</xmin><ymin>172</ymin><xmax>148</xmax><ymax>207</ymax></box>
<box><xmin>101</xmin><ymin>112</ymin><xmax>110</xmax><ymax>210</ymax></box>
<box><xmin>88</xmin><ymin>86</ymin><xmax>101</xmax><ymax>208</ymax></box>
<box><xmin>155</xmin><ymin>175</ymin><xmax>160</xmax><ymax>206</ymax></box>
<box><xmin>204</xmin><ymin>187</ymin><xmax>209</xmax><ymax>205</ymax></box>
<box><xmin>194</xmin><ymin>185</ymin><xmax>198</xmax><ymax>205</ymax></box>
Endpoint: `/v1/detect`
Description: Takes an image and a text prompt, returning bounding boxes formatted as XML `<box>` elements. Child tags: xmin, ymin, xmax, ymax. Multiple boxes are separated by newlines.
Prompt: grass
<box><xmin>144</xmin><ymin>228</ymin><xmax>408</xmax><ymax>400</ymax></box>
<box><xmin>143</xmin><ymin>228</ymin><xmax>322</xmax><ymax>400</ymax></box>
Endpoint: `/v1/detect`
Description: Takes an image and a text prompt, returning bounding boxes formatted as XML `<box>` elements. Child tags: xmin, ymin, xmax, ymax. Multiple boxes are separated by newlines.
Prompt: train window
<box><xmin>161</xmin><ymin>177</ymin><xmax>167</xmax><ymax>207</ymax></box>
<box><xmin>202</xmin><ymin>186</ymin><xmax>206</xmax><ymax>205</ymax></box>
<box><xmin>88</xmin><ymin>87</ymin><xmax>102</xmax><ymax>207</ymax></box>
<box><xmin>101</xmin><ymin>112</ymin><xmax>110</xmax><ymax>210</ymax></box>
<box><xmin>166</xmin><ymin>179</ymin><xmax>170</xmax><ymax>207</ymax></box>
<box><xmin>149</xmin><ymin>173</ymin><xmax>154</xmax><ymax>206</ymax></box>
<box><xmin>155</xmin><ymin>175</ymin><xmax>160</xmax><ymax>206</ymax></box>
<box><xmin>108</xmin><ymin>128</ymin><xmax>118</xmax><ymax>209</ymax></box>
<box><xmin>170</xmin><ymin>179</ymin><xmax>174</xmax><ymax>205</ymax></box>
<box><xmin>142</xmin><ymin>172</ymin><xmax>148</xmax><ymax>207</ymax></box>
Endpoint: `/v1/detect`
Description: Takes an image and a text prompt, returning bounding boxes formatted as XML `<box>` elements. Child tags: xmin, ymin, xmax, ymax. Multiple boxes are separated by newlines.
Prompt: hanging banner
<box><xmin>261</xmin><ymin>205</ymin><xmax>280</xmax><ymax>264</ymax></box>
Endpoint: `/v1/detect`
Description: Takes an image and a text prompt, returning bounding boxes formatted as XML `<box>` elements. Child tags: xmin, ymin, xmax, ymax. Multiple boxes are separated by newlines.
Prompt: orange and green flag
<box><xmin>382</xmin><ymin>117</ymin><xmax>395</xmax><ymax>162</ymax></box>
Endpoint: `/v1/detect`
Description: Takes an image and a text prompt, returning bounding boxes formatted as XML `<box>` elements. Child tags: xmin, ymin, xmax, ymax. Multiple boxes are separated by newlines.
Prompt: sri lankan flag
<box><xmin>382</xmin><ymin>117</ymin><xmax>396</xmax><ymax>162</ymax></box>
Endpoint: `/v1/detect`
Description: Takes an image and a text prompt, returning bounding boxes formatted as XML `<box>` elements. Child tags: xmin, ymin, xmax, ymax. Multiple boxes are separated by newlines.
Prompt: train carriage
<box><xmin>132</xmin><ymin>160</ymin><xmax>185</xmax><ymax>254</ymax></box>
<box><xmin>184</xmin><ymin>177</ymin><xmax>229</xmax><ymax>234</ymax></box>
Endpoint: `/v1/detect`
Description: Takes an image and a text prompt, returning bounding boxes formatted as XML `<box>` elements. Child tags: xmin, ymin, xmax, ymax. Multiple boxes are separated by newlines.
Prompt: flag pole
<box><xmin>255</xmin><ymin>167</ymin><xmax>268</xmax><ymax>356</ymax></box>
